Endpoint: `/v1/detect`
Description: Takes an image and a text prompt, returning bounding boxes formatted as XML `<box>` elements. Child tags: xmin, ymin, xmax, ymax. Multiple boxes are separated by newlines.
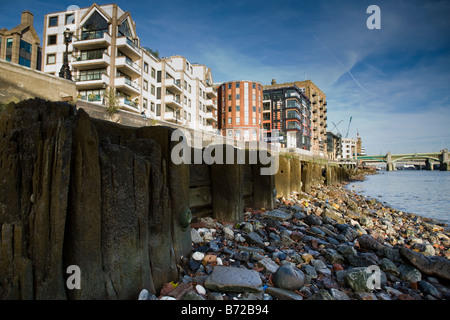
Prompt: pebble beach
<box><xmin>139</xmin><ymin>172</ymin><xmax>450</xmax><ymax>301</ymax></box>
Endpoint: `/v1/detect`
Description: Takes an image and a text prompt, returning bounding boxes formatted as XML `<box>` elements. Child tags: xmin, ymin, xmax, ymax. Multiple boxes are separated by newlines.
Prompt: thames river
<box><xmin>346</xmin><ymin>170</ymin><xmax>450</xmax><ymax>226</ymax></box>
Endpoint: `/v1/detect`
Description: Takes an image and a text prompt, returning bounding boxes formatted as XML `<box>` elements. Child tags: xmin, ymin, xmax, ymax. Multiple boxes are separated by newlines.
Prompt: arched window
<box><xmin>81</xmin><ymin>11</ymin><xmax>108</xmax><ymax>39</ymax></box>
<box><xmin>118</xmin><ymin>19</ymin><xmax>132</xmax><ymax>38</ymax></box>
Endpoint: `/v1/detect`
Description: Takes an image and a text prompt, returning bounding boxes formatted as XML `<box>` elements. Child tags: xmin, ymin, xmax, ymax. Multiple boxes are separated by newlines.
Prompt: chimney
<box><xmin>271</xmin><ymin>78</ymin><xmax>276</xmax><ymax>85</ymax></box>
<box><xmin>21</xmin><ymin>11</ymin><xmax>34</xmax><ymax>25</ymax></box>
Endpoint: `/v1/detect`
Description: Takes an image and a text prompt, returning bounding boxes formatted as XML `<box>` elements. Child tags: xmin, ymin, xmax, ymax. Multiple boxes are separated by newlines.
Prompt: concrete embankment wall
<box><xmin>0</xmin><ymin>99</ymin><xmax>351</xmax><ymax>300</ymax></box>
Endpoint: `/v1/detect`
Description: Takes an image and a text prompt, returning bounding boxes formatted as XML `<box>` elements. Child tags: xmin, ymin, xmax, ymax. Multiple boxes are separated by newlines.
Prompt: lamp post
<box><xmin>59</xmin><ymin>28</ymin><xmax>73</xmax><ymax>80</ymax></box>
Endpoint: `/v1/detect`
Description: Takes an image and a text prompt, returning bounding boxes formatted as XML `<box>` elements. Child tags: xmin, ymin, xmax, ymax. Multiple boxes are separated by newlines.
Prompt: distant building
<box><xmin>327</xmin><ymin>131</ymin><xmax>342</xmax><ymax>160</ymax></box>
<box><xmin>217</xmin><ymin>80</ymin><xmax>263</xmax><ymax>141</ymax></box>
<box><xmin>262</xmin><ymin>82</ymin><xmax>311</xmax><ymax>149</ymax></box>
<box><xmin>0</xmin><ymin>11</ymin><xmax>42</xmax><ymax>70</ymax></box>
<box><xmin>41</xmin><ymin>3</ymin><xmax>217</xmax><ymax>131</ymax></box>
<box><xmin>340</xmin><ymin>138</ymin><xmax>357</xmax><ymax>161</ymax></box>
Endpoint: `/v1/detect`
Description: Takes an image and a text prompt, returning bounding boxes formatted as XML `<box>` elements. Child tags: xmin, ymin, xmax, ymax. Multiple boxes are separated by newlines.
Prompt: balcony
<box><xmin>116</xmin><ymin>56</ymin><xmax>141</xmax><ymax>79</ymax></box>
<box><xmin>286</xmin><ymin>121</ymin><xmax>301</xmax><ymax>131</ymax></box>
<box><xmin>164</xmin><ymin>111</ymin><xmax>181</xmax><ymax>123</ymax></box>
<box><xmin>164</xmin><ymin>78</ymin><xmax>182</xmax><ymax>94</ymax></box>
<box><xmin>75</xmin><ymin>73</ymin><xmax>109</xmax><ymax>89</ymax></box>
<box><xmin>116</xmin><ymin>36</ymin><xmax>142</xmax><ymax>60</ymax></box>
<box><xmin>118</xmin><ymin>97</ymin><xmax>139</xmax><ymax>112</ymax></box>
<box><xmin>204</xmin><ymin>125</ymin><xmax>215</xmax><ymax>132</ymax></box>
<box><xmin>204</xmin><ymin>111</ymin><xmax>217</xmax><ymax>122</ymax></box>
<box><xmin>165</xmin><ymin>95</ymin><xmax>182</xmax><ymax>109</ymax></box>
<box><xmin>71</xmin><ymin>51</ymin><xmax>110</xmax><ymax>70</ymax></box>
<box><xmin>72</xmin><ymin>31</ymin><xmax>111</xmax><ymax>50</ymax></box>
<box><xmin>205</xmin><ymin>98</ymin><xmax>217</xmax><ymax>110</ymax></box>
<box><xmin>206</xmin><ymin>86</ymin><xmax>217</xmax><ymax>99</ymax></box>
<box><xmin>115</xmin><ymin>77</ymin><xmax>140</xmax><ymax>96</ymax></box>
<box><xmin>286</xmin><ymin>100</ymin><xmax>301</xmax><ymax>112</ymax></box>
<box><xmin>286</xmin><ymin>112</ymin><xmax>301</xmax><ymax>121</ymax></box>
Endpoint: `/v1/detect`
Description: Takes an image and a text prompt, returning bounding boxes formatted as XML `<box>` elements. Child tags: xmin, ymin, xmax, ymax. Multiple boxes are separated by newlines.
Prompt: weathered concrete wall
<box><xmin>0</xmin><ymin>60</ymin><xmax>77</xmax><ymax>104</ymax></box>
<box><xmin>0</xmin><ymin>99</ymin><xmax>190</xmax><ymax>299</ymax></box>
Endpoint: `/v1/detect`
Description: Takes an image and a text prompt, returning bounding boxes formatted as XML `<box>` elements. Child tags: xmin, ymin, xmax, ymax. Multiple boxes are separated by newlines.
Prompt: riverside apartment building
<box><xmin>41</xmin><ymin>3</ymin><xmax>217</xmax><ymax>132</ymax></box>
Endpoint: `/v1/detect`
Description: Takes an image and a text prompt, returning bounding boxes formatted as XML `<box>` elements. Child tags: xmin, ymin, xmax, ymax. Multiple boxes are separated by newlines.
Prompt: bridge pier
<box><xmin>425</xmin><ymin>159</ymin><xmax>434</xmax><ymax>171</ymax></box>
<box><xmin>440</xmin><ymin>148</ymin><xmax>449</xmax><ymax>171</ymax></box>
<box><xmin>386</xmin><ymin>152</ymin><xmax>395</xmax><ymax>171</ymax></box>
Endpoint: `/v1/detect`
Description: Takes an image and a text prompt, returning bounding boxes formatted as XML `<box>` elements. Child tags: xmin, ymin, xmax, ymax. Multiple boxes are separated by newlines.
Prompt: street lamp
<box><xmin>59</xmin><ymin>28</ymin><xmax>73</xmax><ymax>80</ymax></box>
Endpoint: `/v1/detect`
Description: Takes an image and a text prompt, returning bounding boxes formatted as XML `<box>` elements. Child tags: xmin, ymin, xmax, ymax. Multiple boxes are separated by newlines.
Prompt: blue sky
<box><xmin>1</xmin><ymin>0</ymin><xmax>449</xmax><ymax>155</ymax></box>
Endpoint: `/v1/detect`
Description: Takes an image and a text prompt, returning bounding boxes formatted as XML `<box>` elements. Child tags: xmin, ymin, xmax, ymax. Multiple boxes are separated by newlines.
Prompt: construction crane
<box><xmin>345</xmin><ymin>116</ymin><xmax>352</xmax><ymax>138</ymax></box>
<box><xmin>330</xmin><ymin>120</ymin><xmax>343</xmax><ymax>137</ymax></box>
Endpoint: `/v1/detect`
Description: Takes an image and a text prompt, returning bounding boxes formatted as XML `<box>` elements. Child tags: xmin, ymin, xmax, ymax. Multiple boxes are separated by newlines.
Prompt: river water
<box><xmin>345</xmin><ymin>170</ymin><xmax>450</xmax><ymax>226</ymax></box>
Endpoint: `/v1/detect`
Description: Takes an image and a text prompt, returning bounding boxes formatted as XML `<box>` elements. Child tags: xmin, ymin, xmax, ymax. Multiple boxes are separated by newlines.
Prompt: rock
<box><xmin>357</xmin><ymin>234</ymin><xmax>384</xmax><ymax>251</ymax></box>
<box><xmin>330</xmin><ymin>288</ymin><xmax>351</xmax><ymax>300</ymax></box>
<box><xmin>195</xmin><ymin>284</ymin><xmax>206</xmax><ymax>295</ymax></box>
<box><xmin>265</xmin><ymin>287</ymin><xmax>303</xmax><ymax>300</ymax></box>
<box><xmin>411</xmin><ymin>243</ymin><xmax>436</xmax><ymax>256</ymax></box>
<box><xmin>379</xmin><ymin>258</ymin><xmax>400</xmax><ymax>276</ymax></box>
<box><xmin>159</xmin><ymin>296</ymin><xmax>177</xmax><ymax>300</ymax></box>
<box><xmin>338</xmin><ymin>245</ymin><xmax>357</xmax><ymax>257</ymax></box>
<box><xmin>261</xmin><ymin>209</ymin><xmax>292</xmax><ymax>222</ymax></box>
<box><xmin>138</xmin><ymin>289</ymin><xmax>157</xmax><ymax>300</ymax></box>
<box><xmin>208</xmin><ymin>292</ymin><xmax>224</xmax><ymax>300</ymax></box>
<box><xmin>398</xmin><ymin>264</ymin><xmax>422</xmax><ymax>282</ymax></box>
<box><xmin>345</xmin><ymin>267</ymin><xmax>372</xmax><ymax>292</ymax></box>
<box><xmin>223</xmin><ymin>227</ymin><xmax>234</xmax><ymax>240</ymax></box>
<box><xmin>360</xmin><ymin>215</ymin><xmax>374</xmax><ymax>228</ymax></box>
<box><xmin>418</xmin><ymin>280</ymin><xmax>443</xmax><ymax>299</ymax></box>
<box><xmin>323</xmin><ymin>209</ymin><xmax>345</xmax><ymax>224</ymax></box>
<box><xmin>309</xmin><ymin>226</ymin><xmax>326</xmax><ymax>236</ymax></box>
<box><xmin>301</xmin><ymin>265</ymin><xmax>318</xmax><ymax>279</ymax></box>
<box><xmin>243</xmin><ymin>231</ymin><xmax>265</xmax><ymax>248</ymax></box>
<box><xmin>182</xmin><ymin>291</ymin><xmax>206</xmax><ymax>300</ymax></box>
<box><xmin>355</xmin><ymin>292</ymin><xmax>377</xmax><ymax>300</ymax></box>
<box><xmin>189</xmin><ymin>259</ymin><xmax>202</xmax><ymax>272</ymax></box>
<box><xmin>304</xmin><ymin>214</ymin><xmax>322</xmax><ymax>226</ymax></box>
<box><xmin>272</xmin><ymin>265</ymin><xmax>305</xmax><ymax>291</ymax></box>
<box><xmin>204</xmin><ymin>266</ymin><xmax>263</xmax><ymax>293</ymax></box>
<box><xmin>311</xmin><ymin>259</ymin><xmax>327</xmax><ymax>270</ymax></box>
<box><xmin>202</xmin><ymin>254</ymin><xmax>217</xmax><ymax>266</ymax></box>
<box><xmin>311</xmin><ymin>289</ymin><xmax>335</xmax><ymax>300</ymax></box>
<box><xmin>302</xmin><ymin>253</ymin><xmax>314</xmax><ymax>263</ymax></box>
<box><xmin>348</xmin><ymin>252</ymin><xmax>379</xmax><ymax>267</ymax></box>
<box><xmin>234</xmin><ymin>251</ymin><xmax>250</xmax><ymax>262</ymax></box>
<box><xmin>323</xmin><ymin>249</ymin><xmax>345</xmax><ymax>265</ymax></box>
<box><xmin>258</xmin><ymin>258</ymin><xmax>280</xmax><ymax>273</ymax></box>
<box><xmin>192</xmin><ymin>251</ymin><xmax>205</xmax><ymax>261</ymax></box>
<box><xmin>293</xmin><ymin>211</ymin><xmax>306</xmax><ymax>220</ymax></box>
<box><xmin>240</xmin><ymin>222</ymin><xmax>254</xmax><ymax>234</ymax></box>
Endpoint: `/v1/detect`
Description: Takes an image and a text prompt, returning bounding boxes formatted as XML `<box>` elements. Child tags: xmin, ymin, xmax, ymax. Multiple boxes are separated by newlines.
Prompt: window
<box><xmin>79</xmin><ymin>69</ymin><xmax>106</xmax><ymax>81</ymax></box>
<box><xmin>151</xmin><ymin>102</ymin><xmax>155</xmax><ymax>112</ymax></box>
<box><xmin>228</xmin><ymin>106</ymin><xmax>232</xmax><ymax>112</ymax></box>
<box><xmin>236</xmin><ymin>105</ymin><xmax>240</xmax><ymax>111</ymax></box>
<box><xmin>236</xmin><ymin>94</ymin><xmax>240</xmax><ymax>100</ymax></box>
<box><xmin>252</xmin><ymin>83</ymin><xmax>256</xmax><ymax>89</ymax></box>
<box><xmin>79</xmin><ymin>49</ymin><xmax>103</xmax><ymax>61</ymax></box>
<box><xmin>65</xmin><ymin>13</ymin><xmax>74</xmax><ymax>25</ymax></box>
<box><xmin>228</xmin><ymin>94</ymin><xmax>232</xmax><ymax>101</ymax></box>
<box><xmin>19</xmin><ymin>39</ymin><xmax>32</xmax><ymax>68</ymax></box>
<box><xmin>151</xmin><ymin>84</ymin><xmax>155</xmax><ymax>95</ymax></box>
<box><xmin>144</xmin><ymin>62</ymin><xmax>148</xmax><ymax>73</ymax></box>
<box><xmin>253</xmin><ymin>106</ymin><xmax>256</xmax><ymax>112</ymax></box>
<box><xmin>228</xmin><ymin>117</ymin><xmax>232</xmax><ymax>124</ymax></box>
<box><xmin>236</xmin><ymin>117</ymin><xmax>240</xmax><ymax>124</ymax></box>
<box><xmin>6</xmin><ymin>38</ymin><xmax>13</xmax><ymax>48</ymax></box>
<box><xmin>235</xmin><ymin>82</ymin><xmax>240</xmax><ymax>88</ymax></box>
<box><xmin>48</xmin><ymin>34</ymin><xmax>57</xmax><ymax>45</ymax></box>
<box><xmin>5</xmin><ymin>38</ymin><xmax>13</xmax><ymax>61</ymax></box>
<box><xmin>143</xmin><ymin>98</ymin><xmax>148</xmax><ymax>109</ymax></box>
<box><xmin>47</xmin><ymin>53</ymin><xmax>56</xmax><ymax>64</ymax></box>
<box><xmin>228</xmin><ymin>83</ymin><xmax>231</xmax><ymax>89</ymax></box>
<box><xmin>48</xmin><ymin>16</ymin><xmax>58</xmax><ymax>27</ymax></box>
<box><xmin>253</xmin><ymin>117</ymin><xmax>256</xmax><ymax>125</ymax></box>
<box><xmin>151</xmin><ymin>68</ymin><xmax>156</xmax><ymax>78</ymax></box>
<box><xmin>143</xmin><ymin>80</ymin><xmax>148</xmax><ymax>91</ymax></box>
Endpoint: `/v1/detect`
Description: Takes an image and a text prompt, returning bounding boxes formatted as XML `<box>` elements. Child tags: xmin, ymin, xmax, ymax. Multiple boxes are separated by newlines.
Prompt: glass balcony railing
<box><xmin>81</xmin><ymin>30</ymin><xmax>107</xmax><ymax>40</ymax></box>
<box><xmin>124</xmin><ymin>77</ymin><xmax>140</xmax><ymax>90</ymax></box>
<box><xmin>123</xmin><ymin>97</ymin><xmax>138</xmax><ymax>109</ymax></box>
<box><xmin>125</xmin><ymin>57</ymin><xmax>141</xmax><ymax>72</ymax></box>
<box><xmin>126</xmin><ymin>37</ymin><xmax>140</xmax><ymax>51</ymax></box>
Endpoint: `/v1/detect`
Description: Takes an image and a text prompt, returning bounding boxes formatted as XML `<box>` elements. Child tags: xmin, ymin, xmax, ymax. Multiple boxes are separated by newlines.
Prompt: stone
<box><xmin>418</xmin><ymin>280</ymin><xmax>443</xmax><ymax>299</ymax></box>
<box><xmin>379</xmin><ymin>258</ymin><xmax>400</xmax><ymax>276</ymax></box>
<box><xmin>243</xmin><ymin>231</ymin><xmax>265</xmax><ymax>248</ymax></box>
<box><xmin>192</xmin><ymin>251</ymin><xmax>205</xmax><ymax>261</ymax></box>
<box><xmin>195</xmin><ymin>284</ymin><xmax>206</xmax><ymax>295</ymax></box>
<box><xmin>293</xmin><ymin>211</ymin><xmax>306</xmax><ymax>220</ymax></box>
<box><xmin>348</xmin><ymin>252</ymin><xmax>379</xmax><ymax>267</ymax></box>
<box><xmin>265</xmin><ymin>287</ymin><xmax>303</xmax><ymax>300</ymax></box>
<box><xmin>338</xmin><ymin>244</ymin><xmax>357</xmax><ymax>257</ymax></box>
<box><xmin>304</xmin><ymin>214</ymin><xmax>322</xmax><ymax>226</ymax></box>
<box><xmin>138</xmin><ymin>289</ymin><xmax>157</xmax><ymax>300</ymax></box>
<box><xmin>311</xmin><ymin>289</ymin><xmax>335</xmax><ymax>300</ymax></box>
<box><xmin>398</xmin><ymin>264</ymin><xmax>422</xmax><ymax>283</ymax></box>
<box><xmin>234</xmin><ymin>251</ymin><xmax>250</xmax><ymax>262</ymax></box>
<box><xmin>323</xmin><ymin>249</ymin><xmax>345</xmax><ymax>264</ymax></box>
<box><xmin>204</xmin><ymin>266</ymin><xmax>263</xmax><ymax>293</ymax></box>
<box><xmin>311</xmin><ymin>259</ymin><xmax>327</xmax><ymax>270</ymax></box>
<box><xmin>323</xmin><ymin>209</ymin><xmax>346</xmax><ymax>224</ymax></box>
<box><xmin>258</xmin><ymin>258</ymin><xmax>280</xmax><ymax>273</ymax></box>
<box><xmin>345</xmin><ymin>267</ymin><xmax>372</xmax><ymax>292</ymax></box>
<box><xmin>208</xmin><ymin>292</ymin><xmax>224</xmax><ymax>300</ymax></box>
<box><xmin>301</xmin><ymin>265</ymin><xmax>318</xmax><ymax>279</ymax></box>
<box><xmin>309</xmin><ymin>226</ymin><xmax>326</xmax><ymax>236</ymax></box>
<box><xmin>240</xmin><ymin>222</ymin><xmax>254</xmax><ymax>234</ymax></box>
<box><xmin>223</xmin><ymin>227</ymin><xmax>234</xmax><ymax>240</ymax></box>
<box><xmin>330</xmin><ymin>288</ymin><xmax>351</xmax><ymax>300</ymax></box>
<box><xmin>357</xmin><ymin>234</ymin><xmax>384</xmax><ymax>251</ymax></box>
<box><xmin>272</xmin><ymin>265</ymin><xmax>305</xmax><ymax>291</ymax></box>
<box><xmin>261</xmin><ymin>209</ymin><xmax>292</xmax><ymax>222</ymax></box>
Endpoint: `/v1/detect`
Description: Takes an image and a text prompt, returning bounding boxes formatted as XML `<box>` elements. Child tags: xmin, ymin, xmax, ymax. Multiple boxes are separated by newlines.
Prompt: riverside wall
<box><xmin>0</xmin><ymin>99</ymin><xmax>351</xmax><ymax>299</ymax></box>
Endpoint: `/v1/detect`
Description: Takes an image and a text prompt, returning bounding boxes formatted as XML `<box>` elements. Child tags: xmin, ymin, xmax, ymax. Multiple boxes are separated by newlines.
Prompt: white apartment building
<box><xmin>41</xmin><ymin>3</ymin><xmax>217</xmax><ymax>132</ymax></box>
<box><xmin>339</xmin><ymin>138</ymin><xmax>357</xmax><ymax>161</ymax></box>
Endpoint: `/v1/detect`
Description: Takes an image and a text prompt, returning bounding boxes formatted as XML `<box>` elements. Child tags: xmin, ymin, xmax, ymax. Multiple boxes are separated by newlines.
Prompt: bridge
<box><xmin>358</xmin><ymin>149</ymin><xmax>449</xmax><ymax>171</ymax></box>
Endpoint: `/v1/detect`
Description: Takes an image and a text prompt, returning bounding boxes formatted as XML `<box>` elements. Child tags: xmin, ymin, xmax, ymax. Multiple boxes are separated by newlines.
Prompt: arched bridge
<box><xmin>358</xmin><ymin>149</ymin><xmax>449</xmax><ymax>171</ymax></box>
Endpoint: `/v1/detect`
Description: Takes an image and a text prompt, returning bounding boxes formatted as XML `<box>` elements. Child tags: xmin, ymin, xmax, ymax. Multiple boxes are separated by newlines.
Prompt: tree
<box><xmin>104</xmin><ymin>88</ymin><xmax>119</xmax><ymax>116</ymax></box>
<box><xmin>143</xmin><ymin>47</ymin><xmax>160</xmax><ymax>58</ymax></box>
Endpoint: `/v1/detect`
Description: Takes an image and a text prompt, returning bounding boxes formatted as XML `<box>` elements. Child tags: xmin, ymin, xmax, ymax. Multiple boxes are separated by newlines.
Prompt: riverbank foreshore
<box><xmin>142</xmin><ymin>172</ymin><xmax>450</xmax><ymax>301</ymax></box>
